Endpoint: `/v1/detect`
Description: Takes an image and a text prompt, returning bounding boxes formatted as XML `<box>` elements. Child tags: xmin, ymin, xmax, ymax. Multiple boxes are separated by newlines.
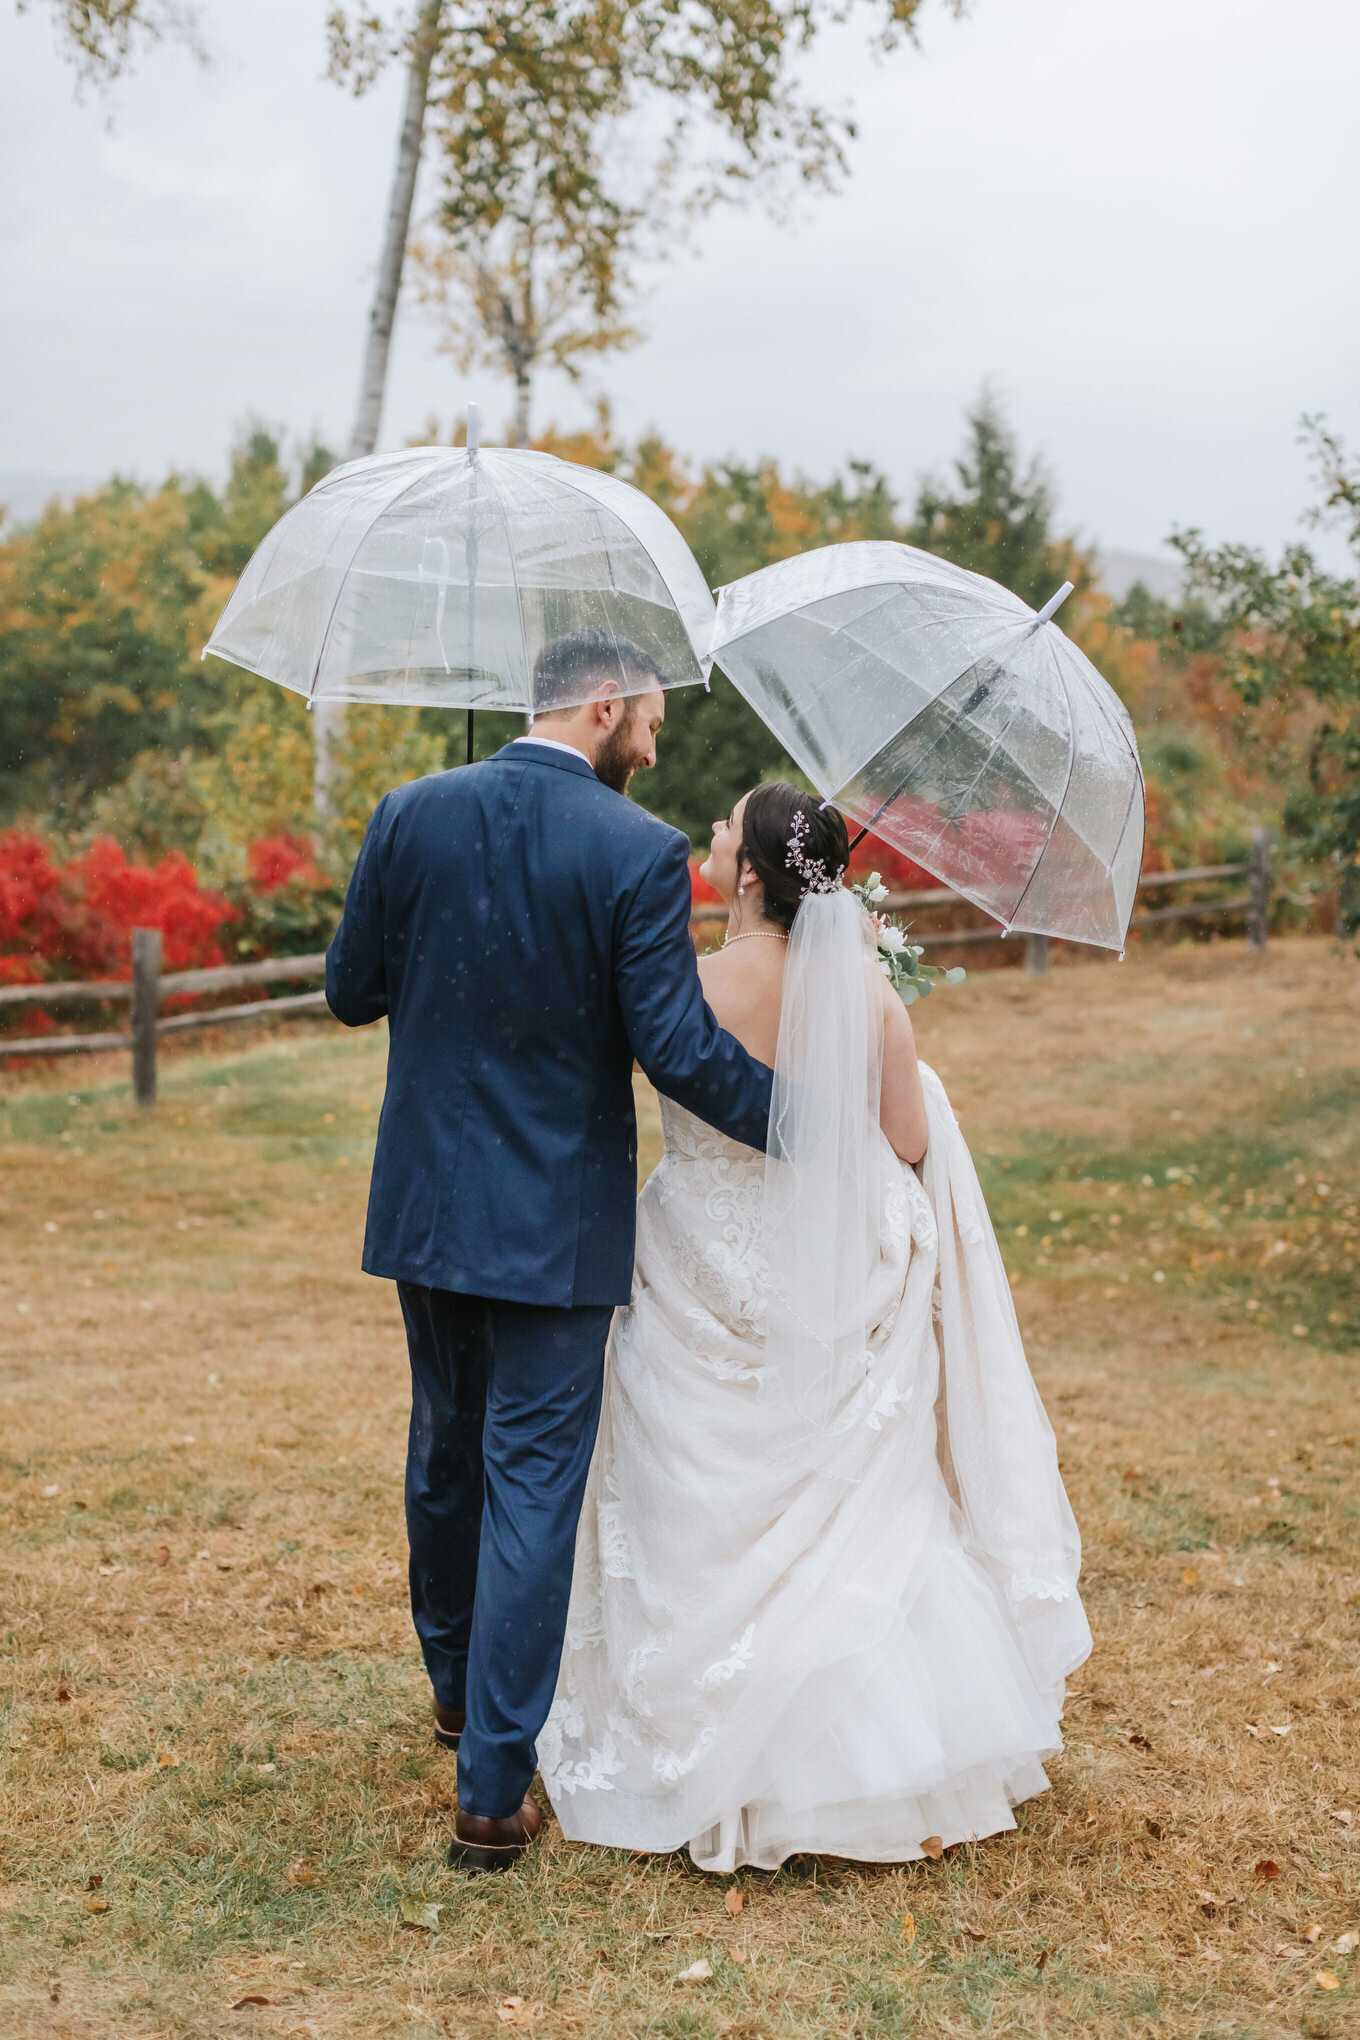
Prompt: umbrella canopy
<box><xmin>709</xmin><ymin>541</ymin><xmax>1144</xmax><ymax>951</ymax></box>
<box><xmin>203</xmin><ymin>440</ymin><xmax>716</xmax><ymax>712</ymax></box>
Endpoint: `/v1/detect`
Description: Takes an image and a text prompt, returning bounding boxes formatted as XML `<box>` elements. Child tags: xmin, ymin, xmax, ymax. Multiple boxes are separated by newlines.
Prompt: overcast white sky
<box><xmin>2</xmin><ymin>0</ymin><xmax>1357</xmax><ymax>564</ymax></box>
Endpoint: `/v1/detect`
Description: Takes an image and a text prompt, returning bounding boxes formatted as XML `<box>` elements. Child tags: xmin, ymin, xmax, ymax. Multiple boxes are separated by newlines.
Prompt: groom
<box><xmin>326</xmin><ymin>630</ymin><xmax>773</xmax><ymax>1872</ymax></box>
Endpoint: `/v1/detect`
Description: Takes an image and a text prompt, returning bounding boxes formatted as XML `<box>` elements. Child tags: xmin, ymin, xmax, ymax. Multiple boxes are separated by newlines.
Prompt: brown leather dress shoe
<box><xmin>447</xmin><ymin>1794</ymin><xmax>543</xmax><ymax>1874</ymax></box>
<box><xmin>433</xmin><ymin>1704</ymin><xmax>466</xmax><ymax>1751</ymax></box>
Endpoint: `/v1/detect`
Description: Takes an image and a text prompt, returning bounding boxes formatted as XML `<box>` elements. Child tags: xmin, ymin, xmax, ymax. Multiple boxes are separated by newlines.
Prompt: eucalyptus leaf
<box><xmin>400</xmin><ymin>1895</ymin><xmax>441</xmax><ymax>1931</ymax></box>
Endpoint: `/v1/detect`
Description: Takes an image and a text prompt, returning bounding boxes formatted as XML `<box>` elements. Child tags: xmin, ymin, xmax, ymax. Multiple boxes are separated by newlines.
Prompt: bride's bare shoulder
<box><xmin>696</xmin><ymin>941</ymin><xmax>785</xmax><ymax>1063</ymax></box>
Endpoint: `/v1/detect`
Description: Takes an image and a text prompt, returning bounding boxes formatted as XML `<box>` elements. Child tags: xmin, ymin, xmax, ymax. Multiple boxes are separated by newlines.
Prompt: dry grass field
<box><xmin>1</xmin><ymin>936</ymin><xmax>1358</xmax><ymax>2040</ymax></box>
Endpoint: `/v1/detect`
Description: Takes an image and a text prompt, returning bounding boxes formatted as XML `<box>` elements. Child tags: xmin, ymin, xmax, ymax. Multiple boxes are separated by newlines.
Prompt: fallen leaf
<box><xmin>919</xmin><ymin>1835</ymin><xmax>944</xmax><ymax>1860</ymax></box>
<box><xmin>399</xmin><ymin>1896</ymin><xmax>440</xmax><ymax>1931</ymax></box>
<box><xmin>56</xmin><ymin>1688</ymin><xmax>72</xmax><ymax>1704</ymax></box>
<box><xmin>152</xmin><ymin>1546</ymin><xmax>170</xmax><ymax>1567</ymax></box>
<box><xmin>158</xmin><ymin>1751</ymin><xmax>180</xmax><ymax>1769</ymax></box>
<box><xmin>1126</xmin><ymin>1731</ymin><xmax>1153</xmax><ymax>1751</ymax></box>
<box><xmin>724</xmin><ymin>1888</ymin><xmax>744</xmax><ymax>1917</ymax></box>
<box><xmin>1182</xmin><ymin>1567</ymin><xmax>1200</xmax><ymax>1585</ymax></box>
<box><xmin>495</xmin><ymin>2000</ymin><xmax>544</xmax><ymax>2029</ymax></box>
<box><xmin>902</xmin><ymin>1912</ymin><xmax>917</xmax><ymax>1946</ymax></box>
<box><xmin>1336</xmin><ymin>1931</ymin><xmax>1360</xmax><ymax>1954</ymax></box>
<box><xmin>86</xmin><ymin>1875</ymin><xmax>102</xmax><ymax>1891</ymax></box>
<box><xmin>1328</xmin><ymin>1809</ymin><xmax>1353</xmax><ymax>1826</ymax></box>
<box><xmin>1316</xmin><ymin>1972</ymin><xmax>1340</xmax><ymax>1991</ymax></box>
<box><xmin>1035</xmin><ymin>1947</ymin><xmax>1052</xmax><ymax>1972</ymax></box>
<box><xmin>1268</xmin><ymin>1724</ymin><xmax>1292</xmax><ymax>1737</ymax></box>
<box><xmin>1255</xmin><ymin>1860</ymin><xmax>1282</xmax><ymax>1880</ymax></box>
<box><xmin>961</xmin><ymin>1926</ymin><xmax>987</xmax><ymax>1942</ymax></box>
<box><xmin>286</xmin><ymin>1861</ymin><xmax>319</xmax><ymax>1889</ymax></box>
<box><xmin>727</xmin><ymin>1945</ymin><xmax>747</xmax><ymax>1964</ymax></box>
<box><xmin>230</xmin><ymin>1997</ymin><xmax>274</xmax><ymax>2010</ymax></box>
<box><xmin>1304</xmin><ymin>1924</ymin><xmax>1323</xmax><ymax>1944</ymax></box>
<box><xmin>678</xmin><ymin>1959</ymin><xmax>713</xmax><ymax>1983</ymax></box>
<box><xmin>85</xmin><ymin>1898</ymin><xmax>109</xmax><ymax>1914</ymax></box>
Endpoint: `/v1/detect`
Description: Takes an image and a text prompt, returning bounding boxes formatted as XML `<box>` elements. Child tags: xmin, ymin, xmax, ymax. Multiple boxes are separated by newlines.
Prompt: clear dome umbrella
<box><xmin>203</xmin><ymin>409</ymin><xmax>716</xmax><ymax>731</ymax></box>
<box><xmin>710</xmin><ymin>541</ymin><xmax>1144</xmax><ymax>952</ymax></box>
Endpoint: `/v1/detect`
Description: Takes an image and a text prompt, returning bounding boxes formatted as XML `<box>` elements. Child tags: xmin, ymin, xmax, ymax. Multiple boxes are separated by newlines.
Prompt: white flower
<box><xmin>878</xmin><ymin>957</ymin><xmax>893</xmax><ymax>978</ymax></box>
<box><xmin>879</xmin><ymin>924</ymin><xmax>908</xmax><ymax>955</ymax></box>
<box><xmin>868</xmin><ymin>881</ymin><xmax>890</xmax><ymax>905</ymax></box>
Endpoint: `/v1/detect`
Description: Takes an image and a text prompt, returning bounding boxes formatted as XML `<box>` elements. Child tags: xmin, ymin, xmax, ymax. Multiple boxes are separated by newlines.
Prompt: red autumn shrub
<box><xmin>845</xmin><ymin>830</ymin><xmax>938</xmax><ymax>892</ymax></box>
<box><xmin>0</xmin><ymin>832</ymin><xmax>67</xmax><ymax>980</ymax></box>
<box><xmin>248</xmin><ymin>832</ymin><xmax>324</xmax><ymax>893</ymax></box>
<box><xmin>0</xmin><ymin>830</ymin><xmax>236</xmax><ymax>982</ymax></box>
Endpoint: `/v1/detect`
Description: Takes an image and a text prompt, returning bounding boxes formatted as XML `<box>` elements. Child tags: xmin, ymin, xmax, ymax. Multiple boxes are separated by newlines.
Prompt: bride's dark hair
<box><xmin>739</xmin><ymin>782</ymin><xmax>850</xmax><ymax>933</ymax></box>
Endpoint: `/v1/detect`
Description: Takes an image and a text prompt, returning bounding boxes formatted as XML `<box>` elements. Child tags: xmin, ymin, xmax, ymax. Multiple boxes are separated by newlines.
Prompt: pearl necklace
<box><xmin>722</xmin><ymin>929</ymin><xmax>789</xmax><ymax>948</ymax></box>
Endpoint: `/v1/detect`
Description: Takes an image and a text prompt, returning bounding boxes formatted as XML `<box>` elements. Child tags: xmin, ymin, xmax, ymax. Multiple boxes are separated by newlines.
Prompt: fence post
<box><xmin>130</xmin><ymin>927</ymin><xmax>162</xmax><ymax>1107</ymax></box>
<box><xmin>1024</xmin><ymin>934</ymin><xmax>1050</xmax><ymax>977</ymax></box>
<box><xmin>1246</xmin><ymin>827</ymin><xmax>1271</xmax><ymax>954</ymax></box>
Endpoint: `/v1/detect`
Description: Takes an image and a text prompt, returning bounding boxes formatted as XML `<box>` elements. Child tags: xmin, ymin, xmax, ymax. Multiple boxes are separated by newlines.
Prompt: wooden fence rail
<box><xmin>0</xmin><ymin>948</ymin><xmax>330</xmax><ymax>1104</ymax></box>
<box><xmin>0</xmin><ymin>832</ymin><xmax>1274</xmax><ymax>1102</ymax></box>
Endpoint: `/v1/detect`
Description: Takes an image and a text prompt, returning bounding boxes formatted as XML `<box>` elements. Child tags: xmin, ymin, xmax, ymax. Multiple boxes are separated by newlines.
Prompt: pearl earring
<box><xmin>737</xmin><ymin>881</ymin><xmax>746</xmax><ymax>895</ymax></box>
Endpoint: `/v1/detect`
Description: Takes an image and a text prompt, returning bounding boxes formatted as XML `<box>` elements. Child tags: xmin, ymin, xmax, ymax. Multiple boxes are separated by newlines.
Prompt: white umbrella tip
<box><xmin>466</xmin><ymin>402</ymin><xmax>480</xmax><ymax>455</ymax></box>
<box><xmin>1032</xmin><ymin>580</ymin><xmax>1075</xmax><ymax>628</ymax></box>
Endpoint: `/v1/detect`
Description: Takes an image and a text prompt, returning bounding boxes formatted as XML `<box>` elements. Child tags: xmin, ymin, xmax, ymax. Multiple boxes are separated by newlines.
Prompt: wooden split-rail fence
<box><xmin>0</xmin><ymin>830</ymin><xmax>1273</xmax><ymax>1107</ymax></box>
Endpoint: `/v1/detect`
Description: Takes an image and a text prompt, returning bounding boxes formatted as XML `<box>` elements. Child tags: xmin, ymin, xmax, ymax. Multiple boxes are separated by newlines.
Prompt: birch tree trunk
<box><xmin>315</xmin><ymin>0</ymin><xmax>443</xmax><ymax>815</ymax></box>
<box><xmin>511</xmin><ymin>369</ymin><xmax>531</xmax><ymax>447</ymax></box>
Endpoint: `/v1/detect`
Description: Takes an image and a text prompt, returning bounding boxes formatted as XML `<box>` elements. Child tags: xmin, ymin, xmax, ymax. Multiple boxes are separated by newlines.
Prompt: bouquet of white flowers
<box><xmin>851</xmin><ymin>873</ymin><xmax>967</xmax><ymax>1008</ymax></box>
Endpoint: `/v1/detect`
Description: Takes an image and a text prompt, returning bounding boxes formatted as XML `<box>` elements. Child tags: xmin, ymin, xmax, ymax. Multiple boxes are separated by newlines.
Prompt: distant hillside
<box><xmin>0</xmin><ymin>471</ymin><xmax>101</xmax><ymax>533</ymax></box>
<box><xmin>1093</xmin><ymin>548</ymin><xmax>1183</xmax><ymax>602</ymax></box>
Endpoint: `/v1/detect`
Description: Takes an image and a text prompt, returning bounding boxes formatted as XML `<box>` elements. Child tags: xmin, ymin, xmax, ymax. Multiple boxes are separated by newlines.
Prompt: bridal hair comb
<box><xmin>786</xmin><ymin>810</ymin><xmax>845</xmax><ymax>895</ymax></box>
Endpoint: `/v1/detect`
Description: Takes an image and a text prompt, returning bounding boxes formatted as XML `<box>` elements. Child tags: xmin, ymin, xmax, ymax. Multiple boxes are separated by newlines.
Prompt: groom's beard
<box><xmin>593</xmin><ymin>706</ymin><xmax>640</xmax><ymax>793</ymax></box>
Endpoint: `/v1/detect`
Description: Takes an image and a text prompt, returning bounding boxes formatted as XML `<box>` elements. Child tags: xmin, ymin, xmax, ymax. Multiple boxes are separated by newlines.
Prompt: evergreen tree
<box><xmin>906</xmin><ymin>393</ymin><xmax>1086</xmax><ymax>610</ymax></box>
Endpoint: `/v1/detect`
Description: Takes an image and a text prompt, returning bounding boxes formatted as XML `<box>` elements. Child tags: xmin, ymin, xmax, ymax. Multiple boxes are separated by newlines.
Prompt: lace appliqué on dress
<box><xmin>697</xmin><ymin>1623</ymin><xmax>756</xmax><ymax>1694</ymax></box>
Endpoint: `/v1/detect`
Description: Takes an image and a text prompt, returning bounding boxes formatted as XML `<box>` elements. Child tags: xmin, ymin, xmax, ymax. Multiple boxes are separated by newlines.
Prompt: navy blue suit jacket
<box><xmin>326</xmin><ymin>741</ymin><xmax>773</xmax><ymax>1307</ymax></box>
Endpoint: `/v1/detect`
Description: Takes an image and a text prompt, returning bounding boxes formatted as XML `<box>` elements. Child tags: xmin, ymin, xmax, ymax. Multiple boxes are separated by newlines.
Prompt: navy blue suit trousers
<box><xmin>399</xmin><ymin>1283</ymin><xmax>611</xmax><ymax>1818</ymax></box>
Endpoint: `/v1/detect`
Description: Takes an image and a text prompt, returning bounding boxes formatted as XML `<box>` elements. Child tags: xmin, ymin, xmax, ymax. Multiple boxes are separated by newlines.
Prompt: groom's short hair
<box><xmin>532</xmin><ymin>629</ymin><xmax>665</xmax><ymax>716</ymax></box>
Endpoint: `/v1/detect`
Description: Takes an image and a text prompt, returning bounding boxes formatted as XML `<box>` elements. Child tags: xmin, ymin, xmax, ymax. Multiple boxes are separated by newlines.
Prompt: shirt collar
<box><xmin>512</xmin><ymin>734</ymin><xmax>596</xmax><ymax>775</ymax></box>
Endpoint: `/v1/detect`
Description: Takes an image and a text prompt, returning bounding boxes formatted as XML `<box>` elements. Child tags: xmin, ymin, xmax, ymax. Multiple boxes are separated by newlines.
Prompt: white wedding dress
<box><xmin>540</xmin><ymin>894</ymin><xmax>1091</xmax><ymax>1873</ymax></box>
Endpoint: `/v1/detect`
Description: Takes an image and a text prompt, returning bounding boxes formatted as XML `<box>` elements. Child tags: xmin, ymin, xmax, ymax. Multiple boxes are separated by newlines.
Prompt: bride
<box><xmin>539</xmin><ymin>783</ymin><xmax>1091</xmax><ymax>1872</ymax></box>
